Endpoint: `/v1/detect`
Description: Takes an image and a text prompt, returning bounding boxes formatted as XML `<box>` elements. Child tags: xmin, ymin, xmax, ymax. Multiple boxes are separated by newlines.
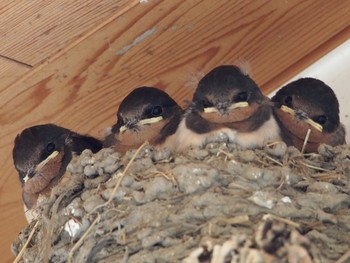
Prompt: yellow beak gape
<box><xmin>119</xmin><ymin>116</ymin><xmax>164</xmax><ymax>133</ymax></box>
<box><xmin>204</xmin><ymin>101</ymin><xmax>249</xmax><ymax>113</ymax></box>
<box><xmin>280</xmin><ymin>105</ymin><xmax>323</xmax><ymax>132</ymax></box>
<box><xmin>23</xmin><ymin>150</ymin><xmax>60</xmax><ymax>183</ymax></box>
<box><xmin>36</xmin><ymin>150</ymin><xmax>60</xmax><ymax>172</ymax></box>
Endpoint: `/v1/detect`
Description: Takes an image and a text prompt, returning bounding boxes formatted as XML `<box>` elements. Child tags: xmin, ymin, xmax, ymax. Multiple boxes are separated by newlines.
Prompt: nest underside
<box><xmin>12</xmin><ymin>138</ymin><xmax>350</xmax><ymax>263</ymax></box>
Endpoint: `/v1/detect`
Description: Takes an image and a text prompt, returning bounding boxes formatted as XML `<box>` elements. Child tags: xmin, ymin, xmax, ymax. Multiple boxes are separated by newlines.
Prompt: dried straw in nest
<box><xmin>12</xmin><ymin>139</ymin><xmax>350</xmax><ymax>262</ymax></box>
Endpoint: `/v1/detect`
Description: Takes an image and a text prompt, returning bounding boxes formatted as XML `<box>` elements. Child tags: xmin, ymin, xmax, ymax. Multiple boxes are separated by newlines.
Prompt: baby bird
<box><xmin>272</xmin><ymin>77</ymin><xmax>346</xmax><ymax>152</ymax></box>
<box><xmin>13</xmin><ymin>123</ymin><xmax>103</xmax><ymax>222</ymax></box>
<box><xmin>175</xmin><ymin>65</ymin><xmax>280</xmax><ymax>151</ymax></box>
<box><xmin>104</xmin><ymin>86</ymin><xmax>183</xmax><ymax>153</ymax></box>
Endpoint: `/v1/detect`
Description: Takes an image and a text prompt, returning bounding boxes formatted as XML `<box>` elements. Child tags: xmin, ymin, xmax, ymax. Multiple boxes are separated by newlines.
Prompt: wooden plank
<box><xmin>1</xmin><ymin>1</ymin><xmax>350</xmax><ymax>261</ymax></box>
<box><xmin>0</xmin><ymin>58</ymin><xmax>30</xmax><ymax>88</ymax></box>
<box><xmin>265</xmin><ymin>25</ymin><xmax>350</xmax><ymax>92</ymax></box>
<box><xmin>0</xmin><ymin>0</ymin><xmax>131</xmax><ymax>65</ymax></box>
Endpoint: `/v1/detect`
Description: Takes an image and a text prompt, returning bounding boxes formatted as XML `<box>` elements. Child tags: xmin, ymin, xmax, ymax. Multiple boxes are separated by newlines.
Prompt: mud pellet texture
<box><xmin>12</xmin><ymin>143</ymin><xmax>350</xmax><ymax>263</ymax></box>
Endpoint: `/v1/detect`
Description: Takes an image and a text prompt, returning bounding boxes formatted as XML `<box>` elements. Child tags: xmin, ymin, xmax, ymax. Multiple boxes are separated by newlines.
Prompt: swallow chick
<box><xmin>104</xmin><ymin>86</ymin><xmax>183</xmax><ymax>153</ymax></box>
<box><xmin>272</xmin><ymin>77</ymin><xmax>346</xmax><ymax>152</ymax></box>
<box><xmin>13</xmin><ymin>123</ymin><xmax>103</xmax><ymax>222</ymax></box>
<box><xmin>175</xmin><ymin>65</ymin><xmax>281</xmax><ymax>151</ymax></box>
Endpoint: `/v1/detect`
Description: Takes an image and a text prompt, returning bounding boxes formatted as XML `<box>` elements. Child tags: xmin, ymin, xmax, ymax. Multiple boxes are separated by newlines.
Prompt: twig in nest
<box><xmin>89</xmin><ymin>141</ymin><xmax>149</xmax><ymax>215</ymax></box>
<box><xmin>148</xmin><ymin>170</ymin><xmax>178</xmax><ymax>187</ymax></box>
<box><xmin>40</xmin><ymin>191</ymin><xmax>70</xmax><ymax>261</ymax></box>
<box><xmin>310</xmin><ymin>173</ymin><xmax>340</xmax><ymax>181</ymax></box>
<box><xmin>256</xmin><ymin>158</ymin><xmax>270</xmax><ymax>167</ymax></box>
<box><xmin>303</xmin><ymin>152</ymin><xmax>321</xmax><ymax>158</ymax></box>
<box><xmin>50</xmin><ymin>189</ymin><xmax>72</xmax><ymax>216</ymax></box>
<box><xmin>301</xmin><ymin>129</ymin><xmax>311</xmax><ymax>154</ymax></box>
<box><xmin>121</xmin><ymin>247</ymin><xmax>130</xmax><ymax>263</ymax></box>
<box><xmin>277</xmin><ymin>177</ymin><xmax>285</xmax><ymax>191</ymax></box>
<box><xmin>262</xmin><ymin>214</ymin><xmax>300</xmax><ymax>228</ymax></box>
<box><xmin>14</xmin><ymin>220</ymin><xmax>40</xmax><ymax>263</ymax></box>
<box><xmin>216</xmin><ymin>149</ymin><xmax>234</xmax><ymax>162</ymax></box>
<box><xmin>68</xmin><ymin>213</ymin><xmax>101</xmax><ymax>263</ymax></box>
<box><xmin>208</xmin><ymin>222</ymin><xmax>213</xmax><ymax>236</ymax></box>
<box><xmin>228</xmin><ymin>182</ymin><xmax>253</xmax><ymax>192</ymax></box>
<box><xmin>266</xmin><ymin>141</ymin><xmax>283</xmax><ymax>147</ymax></box>
<box><xmin>264</xmin><ymin>154</ymin><xmax>283</xmax><ymax>167</ymax></box>
<box><xmin>289</xmin><ymin>160</ymin><xmax>299</xmax><ymax>169</ymax></box>
<box><xmin>335</xmin><ymin>248</ymin><xmax>350</xmax><ymax>263</ymax></box>
<box><xmin>298</xmin><ymin>161</ymin><xmax>332</xmax><ymax>172</ymax></box>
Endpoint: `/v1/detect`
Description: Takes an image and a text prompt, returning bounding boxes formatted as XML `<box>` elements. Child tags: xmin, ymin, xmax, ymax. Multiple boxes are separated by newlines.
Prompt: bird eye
<box><xmin>202</xmin><ymin>99</ymin><xmax>213</xmax><ymax>108</ymax></box>
<box><xmin>151</xmin><ymin>105</ymin><xmax>163</xmax><ymax>117</ymax></box>
<box><xmin>284</xmin><ymin>96</ymin><xmax>293</xmax><ymax>108</ymax></box>
<box><xmin>46</xmin><ymin>142</ymin><xmax>55</xmax><ymax>153</ymax></box>
<box><xmin>314</xmin><ymin>115</ymin><xmax>327</xmax><ymax>125</ymax></box>
<box><xmin>236</xmin><ymin>92</ymin><xmax>249</xmax><ymax>102</ymax></box>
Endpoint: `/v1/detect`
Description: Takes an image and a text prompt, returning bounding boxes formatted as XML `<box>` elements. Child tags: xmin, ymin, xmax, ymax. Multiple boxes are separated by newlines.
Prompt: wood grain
<box><xmin>0</xmin><ymin>57</ymin><xmax>30</xmax><ymax>88</ymax></box>
<box><xmin>0</xmin><ymin>0</ymin><xmax>131</xmax><ymax>65</ymax></box>
<box><xmin>1</xmin><ymin>1</ymin><xmax>350</xmax><ymax>262</ymax></box>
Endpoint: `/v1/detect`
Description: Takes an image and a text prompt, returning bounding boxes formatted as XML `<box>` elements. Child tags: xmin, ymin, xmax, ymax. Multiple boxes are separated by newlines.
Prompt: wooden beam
<box><xmin>0</xmin><ymin>0</ymin><xmax>132</xmax><ymax>65</ymax></box>
<box><xmin>0</xmin><ymin>58</ymin><xmax>30</xmax><ymax>88</ymax></box>
<box><xmin>1</xmin><ymin>1</ymin><xmax>350</xmax><ymax>261</ymax></box>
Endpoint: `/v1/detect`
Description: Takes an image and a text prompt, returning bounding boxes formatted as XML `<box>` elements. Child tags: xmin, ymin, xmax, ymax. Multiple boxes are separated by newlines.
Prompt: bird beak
<box><xmin>119</xmin><ymin>119</ymin><xmax>138</xmax><ymax>133</ymax></box>
<box><xmin>138</xmin><ymin>116</ymin><xmax>163</xmax><ymax>126</ymax></box>
<box><xmin>280</xmin><ymin>105</ymin><xmax>323</xmax><ymax>132</ymax></box>
<box><xmin>204</xmin><ymin>102</ymin><xmax>249</xmax><ymax>114</ymax></box>
<box><xmin>35</xmin><ymin>150</ymin><xmax>60</xmax><ymax>172</ymax></box>
<box><xmin>119</xmin><ymin>116</ymin><xmax>163</xmax><ymax>133</ymax></box>
<box><xmin>22</xmin><ymin>173</ymin><xmax>31</xmax><ymax>184</ymax></box>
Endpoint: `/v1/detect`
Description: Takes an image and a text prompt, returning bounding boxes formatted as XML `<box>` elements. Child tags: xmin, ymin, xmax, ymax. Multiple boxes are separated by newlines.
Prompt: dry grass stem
<box><xmin>150</xmin><ymin>171</ymin><xmax>178</xmax><ymax>186</ymax></box>
<box><xmin>266</xmin><ymin>141</ymin><xmax>283</xmax><ymax>147</ymax></box>
<box><xmin>263</xmin><ymin>214</ymin><xmax>300</xmax><ymax>228</ymax></box>
<box><xmin>40</xmin><ymin>192</ymin><xmax>68</xmax><ymax>261</ymax></box>
<box><xmin>298</xmin><ymin>161</ymin><xmax>332</xmax><ymax>172</ymax></box>
<box><xmin>301</xmin><ymin>129</ymin><xmax>311</xmax><ymax>153</ymax></box>
<box><xmin>311</xmin><ymin>173</ymin><xmax>340</xmax><ymax>181</ymax></box>
<box><xmin>229</xmin><ymin>182</ymin><xmax>253</xmax><ymax>192</ymax></box>
<box><xmin>216</xmin><ymin>149</ymin><xmax>234</xmax><ymax>161</ymax></box>
<box><xmin>256</xmin><ymin>158</ymin><xmax>270</xmax><ymax>167</ymax></box>
<box><xmin>264</xmin><ymin>154</ymin><xmax>283</xmax><ymax>167</ymax></box>
<box><xmin>335</xmin><ymin>248</ymin><xmax>350</xmax><ymax>263</ymax></box>
<box><xmin>277</xmin><ymin>178</ymin><xmax>285</xmax><ymax>190</ymax></box>
<box><xmin>68</xmin><ymin>213</ymin><xmax>101</xmax><ymax>263</ymax></box>
<box><xmin>14</xmin><ymin>220</ymin><xmax>40</xmax><ymax>263</ymax></box>
<box><xmin>89</xmin><ymin>141</ymin><xmax>149</xmax><ymax>214</ymax></box>
<box><xmin>208</xmin><ymin>222</ymin><xmax>213</xmax><ymax>236</ymax></box>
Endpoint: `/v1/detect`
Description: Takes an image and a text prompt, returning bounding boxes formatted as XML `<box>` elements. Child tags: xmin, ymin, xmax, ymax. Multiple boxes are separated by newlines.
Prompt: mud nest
<box><xmin>12</xmin><ymin>136</ymin><xmax>350</xmax><ymax>263</ymax></box>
